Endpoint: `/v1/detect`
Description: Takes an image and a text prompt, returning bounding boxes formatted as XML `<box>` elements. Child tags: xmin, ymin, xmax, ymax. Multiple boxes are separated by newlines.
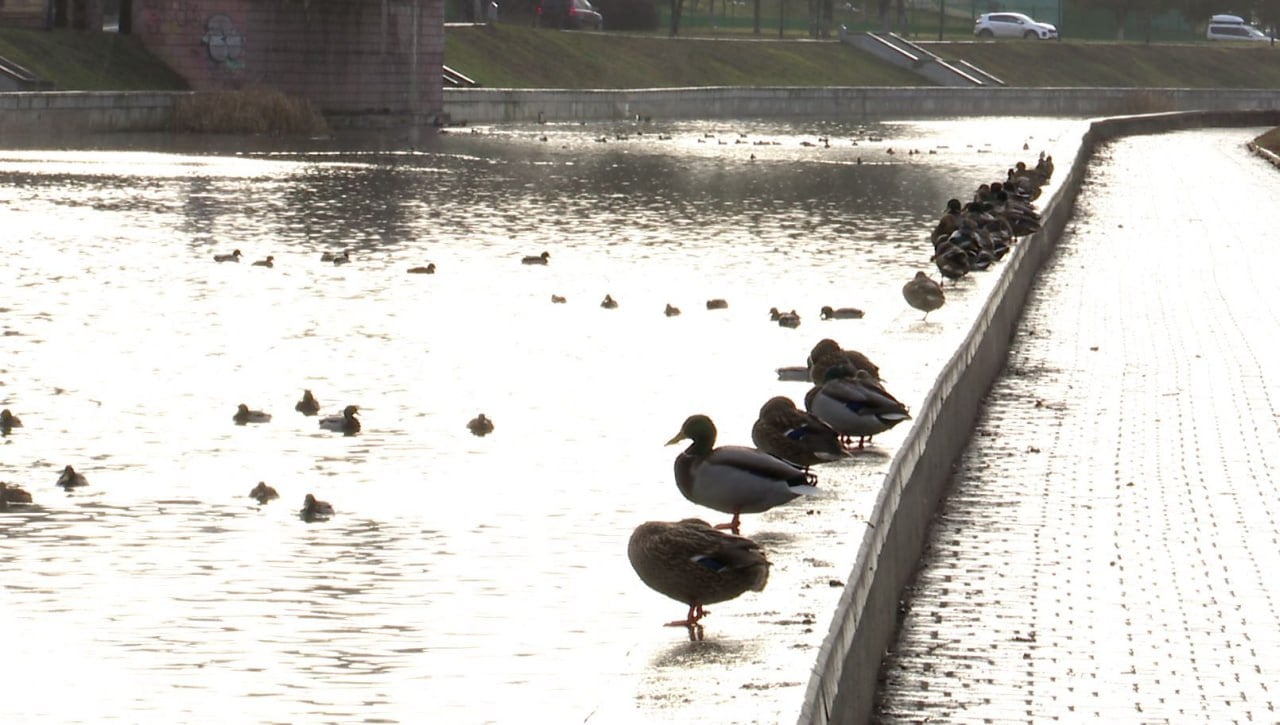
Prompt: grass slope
<box><xmin>0</xmin><ymin>28</ymin><xmax>186</xmax><ymax>91</ymax></box>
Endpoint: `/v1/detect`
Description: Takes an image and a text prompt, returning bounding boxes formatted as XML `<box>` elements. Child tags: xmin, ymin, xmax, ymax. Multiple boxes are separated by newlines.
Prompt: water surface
<box><xmin>0</xmin><ymin>116</ymin><xmax>1084</xmax><ymax>723</ymax></box>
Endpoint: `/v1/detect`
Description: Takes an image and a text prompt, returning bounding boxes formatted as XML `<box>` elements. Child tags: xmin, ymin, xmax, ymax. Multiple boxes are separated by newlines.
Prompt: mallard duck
<box><xmin>521</xmin><ymin>251</ymin><xmax>550</xmax><ymax>265</ymax></box>
<box><xmin>319</xmin><ymin>405</ymin><xmax>360</xmax><ymax>435</ymax></box>
<box><xmin>251</xmin><ymin>255</ymin><xmax>274</xmax><ymax>268</ymax></box>
<box><xmin>300</xmin><ymin>493</ymin><xmax>334</xmax><ymax>522</ymax></box>
<box><xmin>628</xmin><ymin>518</ymin><xmax>770</xmax><ymax>629</ymax></box>
<box><xmin>664</xmin><ymin>303</ymin><xmax>681</xmax><ymax>317</ymax></box>
<box><xmin>213</xmin><ymin>249</ymin><xmax>242</xmax><ymax>263</ymax></box>
<box><xmin>932</xmin><ymin>237</ymin><xmax>971</xmax><ymax>284</ymax></box>
<box><xmin>705</xmin><ymin>299</ymin><xmax>729</xmax><ymax>310</ymax></box>
<box><xmin>56</xmin><ymin>465</ymin><xmax>88</xmax><ymax>489</ymax></box>
<box><xmin>1</xmin><ymin>408</ymin><xmax>22</xmax><ymax>434</ymax></box>
<box><xmin>233</xmin><ymin>404</ymin><xmax>272</xmax><ymax>425</ymax></box>
<box><xmin>903</xmin><ymin>271</ymin><xmax>946</xmax><ymax>320</ymax></box>
<box><xmin>331</xmin><ymin>251</ymin><xmax>351</xmax><ymax>266</ymax></box>
<box><xmin>467</xmin><ymin>413</ymin><xmax>494</xmax><ymax>437</ymax></box>
<box><xmin>1</xmin><ymin>481</ymin><xmax>33</xmax><ymax>504</ymax></box>
<box><xmin>320</xmin><ymin>249</ymin><xmax>347</xmax><ymax>262</ymax></box>
<box><xmin>407</xmin><ymin>263</ymin><xmax>436</xmax><ymax>274</ymax></box>
<box><xmin>550</xmin><ymin>294</ymin><xmax>567</xmax><ymax>304</ymax></box>
<box><xmin>295</xmin><ymin>389</ymin><xmax>321</xmax><ymax>416</ymax></box>
<box><xmin>807</xmin><ymin>338</ymin><xmax>880</xmax><ymax>384</ymax></box>
<box><xmin>600</xmin><ymin>294</ymin><xmax>618</xmax><ymax>309</ymax></box>
<box><xmin>249</xmin><ymin>482</ymin><xmax>279</xmax><ymax>504</ymax></box>
<box><xmin>820</xmin><ymin>306</ymin><xmax>864</xmax><ymax>320</ymax></box>
<box><xmin>768</xmin><ymin>308</ymin><xmax>801</xmax><ymax>328</ymax></box>
<box><xmin>750</xmin><ymin>396</ymin><xmax>849</xmax><ymax>469</ymax></box>
<box><xmin>805</xmin><ymin>366</ymin><xmax>911</xmax><ymax>448</ymax></box>
<box><xmin>667</xmin><ymin>414</ymin><xmax>817</xmax><ymax>535</ymax></box>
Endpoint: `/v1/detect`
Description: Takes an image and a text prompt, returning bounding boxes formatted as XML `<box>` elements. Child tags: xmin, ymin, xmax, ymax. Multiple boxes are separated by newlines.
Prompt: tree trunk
<box><xmin>670</xmin><ymin>0</ymin><xmax>684</xmax><ymax>36</ymax></box>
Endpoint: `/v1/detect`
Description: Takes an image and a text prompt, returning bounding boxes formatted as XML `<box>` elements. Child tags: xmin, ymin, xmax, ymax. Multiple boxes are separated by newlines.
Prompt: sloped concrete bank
<box><xmin>796</xmin><ymin>107</ymin><xmax>1280</xmax><ymax>725</ymax></box>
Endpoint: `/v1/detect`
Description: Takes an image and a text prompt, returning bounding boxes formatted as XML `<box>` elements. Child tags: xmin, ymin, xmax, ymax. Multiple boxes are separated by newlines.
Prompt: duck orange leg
<box><xmin>713</xmin><ymin>512</ymin><xmax>742</xmax><ymax>535</ymax></box>
<box><xmin>664</xmin><ymin>604</ymin><xmax>710</xmax><ymax>628</ymax></box>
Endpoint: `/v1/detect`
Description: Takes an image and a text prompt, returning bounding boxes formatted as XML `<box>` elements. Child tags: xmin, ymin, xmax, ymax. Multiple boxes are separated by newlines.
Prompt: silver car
<box><xmin>973</xmin><ymin>12</ymin><xmax>1059</xmax><ymax>40</ymax></box>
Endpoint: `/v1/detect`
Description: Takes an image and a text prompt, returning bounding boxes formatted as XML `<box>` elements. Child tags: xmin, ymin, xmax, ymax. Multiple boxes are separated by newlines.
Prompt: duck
<box><xmin>820</xmin><ymin>306</ymin><xmax>865</xmax><ymax>320</ymax></box>
<box><xmin>251</xmin><ymin>255</ymin><xmax>274</xmax><ymax>268</ymax></box>
<box><xmin>319</xmin><ymin>405</ymin><xmax>361</xmax><ymax>435</ymax></box>
<box><xmin>294</xmin><ymin>389</ymin><xmax>321</xmax><ymax>416</ymax></box>
<box><xmin>1</xmin><ymin>481</ymin><xmax>33</xmax><ymax>505</ymax></box>
<box><xmin>767</xmin><ymin>307</ymin><xmax>801</xmax><ymax>328</ymax></box>
<box><xmin>319</xmin><ymin>249</ymin><xmax>348</xmax><ymax>262</ymax></box>
<box><xmin>902</xmin><ymin>271</ymin><xmax>946</xmax><ymax>320</ymax></box>
<box><xmin>467</xmin><ymin>413</ymin><xmax>494</xmax><ymax>437</ymax></box>
<box><xmin>664</xmin><ymin>303</ymin><xmax>681</xmax><ymax>317</ymax></box>
<box><xmin>705</xmin><ymin>299</ymin><xmax>729</xmax><ymax>310</ymax></box>
<box><xmin>407</xmin><ymin>263</ymin><xmax>436</xmax><ymax>274</ymax></box>
<box><xmin>627</xmin><ymin>518</ymin><xmax>770</xmax><ymax>630</ymax></box>
<box><xmin>932</xmin><ymin>237</ymin><xmax>971</xmax><ymax>284</ymax></box>
<box><xmin>56</xmin><ymin>465</ymin><xmax>88</xmax><ymax>489</ymax></box>
<box><xmin>521</xmin><ymin>251</ymin><xmax>550</xmax><ymax>265</ymax></box>
<box><xmin>233</xmin><ymin>404</ymin><xmax>272</xmax><ymax>425</ymax></box>
<box><xmin>600</xmin><ymin>294</ymin><xmax>618</xmax><ymax>309</ymax></box>
<box><xmin>807</xmin><ymin>338</ymin><xmax>881</xmax><ymax>384</ymax></box>
<box><xmin>249</xmin><ymin>482</ymin><xmax>279</xmax><ymax>504</ymax></box>
<box><xmin>213</xmin><ymin>249</ymin><xmax>242</xmax><ymax>263</ymax></box>
<box><xmin>750</xmin><ymin>396</ymin><xmax>849</xmax><ymax>469</ymax></box>
<box><xmin>331</xmin><ymin>251</ymin><xmax>351</xmax><ymax>266</ymax></box>
<box><xmin>805</xmin><ymin>366</ymin><xmax>911</xmax><ymax>449</ymax></box>
<box><xmin>300</xmin><ymin>493</ymin><xmax>335</xmax><ymax>522</ymax></box>
<box><xmin>550</xmin><ymin>294</ymin><xmax>567</xmax><ymax>304</ymax></box>
<box><xmin>667</xmin><ymin>414</ymin><xmax>817</xmax><ymax>535</ymax></box>
<box><xmin>1</xmin><ymin>408</ymin><xmax>22</xmax><ymax>434</ymax></box>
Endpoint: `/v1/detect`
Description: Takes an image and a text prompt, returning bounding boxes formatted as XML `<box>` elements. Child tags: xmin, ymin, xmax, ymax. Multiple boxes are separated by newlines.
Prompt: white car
<box><xmin>973</xmin><ymin>12</ymin><xmax>1059</xmax><ymax>40</ymax></box>
<box><xmin>1206</xmin><ymin>14</ymin><xmax>1273</xmax><ymax>41</ymax></box>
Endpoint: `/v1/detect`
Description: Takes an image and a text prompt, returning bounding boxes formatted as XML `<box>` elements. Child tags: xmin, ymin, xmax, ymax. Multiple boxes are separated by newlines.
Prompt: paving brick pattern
<box><xmin>875</xmin><ymin>128</ymin><xmax>1280</xmax><ymax>723</ymax></box>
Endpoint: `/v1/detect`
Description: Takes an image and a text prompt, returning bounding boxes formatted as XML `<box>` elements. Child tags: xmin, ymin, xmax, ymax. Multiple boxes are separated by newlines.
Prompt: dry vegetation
<box><xmin>171</xmin><ymin>89</ymin><xmax>329</xmax><ymax>135</ymax></box>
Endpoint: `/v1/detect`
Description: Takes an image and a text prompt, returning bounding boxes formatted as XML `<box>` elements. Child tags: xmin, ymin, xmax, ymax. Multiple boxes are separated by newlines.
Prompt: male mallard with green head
<box><xmin>628</xmin><ymin>518</ymin><xmax>770</xmax><ymax>630</ymax></box>
<box><xmin>667</xmin><ymin>414</ymin><xmax>817</xmax><ymax>535</ymax></box>
<box><xmin>750</xmin><ymin>396</ymin><xmax>849</xmax><ymax>469</ymax></box>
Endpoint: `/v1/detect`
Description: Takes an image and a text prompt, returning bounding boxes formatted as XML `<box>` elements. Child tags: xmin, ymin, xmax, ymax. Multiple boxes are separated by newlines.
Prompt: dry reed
<box><xmin>171</xmin><ymin>88</ymin><xmax>329</xmax><ymax>135</ymax></box>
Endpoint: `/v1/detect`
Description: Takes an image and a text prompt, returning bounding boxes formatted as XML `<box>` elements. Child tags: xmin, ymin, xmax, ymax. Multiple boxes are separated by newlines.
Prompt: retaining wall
<box><xmin>796</xmin><ymin>108</ymin><xmax>1280</xmax><ymax>725</ymax></box>
<box><xmin>441</xmin><ymin>86</ymin><xmax>1280</xmax><ymax>124</ymax></box>
<box><xmin>0</xmin><ymin>91</ymin><xmax>181</xmax><ymax>135</ymax></box>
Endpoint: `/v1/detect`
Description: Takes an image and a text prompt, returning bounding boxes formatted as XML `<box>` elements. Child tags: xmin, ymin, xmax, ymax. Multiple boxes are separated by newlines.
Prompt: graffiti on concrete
<box><xmin>202</xmin><ymin>14</ymin><xmax>245</xmax><ymax>70</ymax></box>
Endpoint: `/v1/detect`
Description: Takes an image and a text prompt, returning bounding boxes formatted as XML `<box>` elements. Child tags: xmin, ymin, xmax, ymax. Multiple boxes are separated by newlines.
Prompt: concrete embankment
<box><xmin>5</xmin><ymin>88</ymin><xmax>1280</xmax><ymax>135</ymax></box>
<box><xmin>796</xmin><ymin>107</ymin><xmax>1280</xmax><ymax>725</ymax></box>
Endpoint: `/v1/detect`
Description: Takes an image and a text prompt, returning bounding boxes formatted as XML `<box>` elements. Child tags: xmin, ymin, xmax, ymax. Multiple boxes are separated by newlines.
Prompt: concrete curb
<box><xmin>1247</xmin><ymin>139</ymin><xmax>1280</xmax><ymax>168</ymax></box>
<box><xmin>796</xmin><ymin>108</ymin><xmax>1280</xmax><ymax>725</ymax></box>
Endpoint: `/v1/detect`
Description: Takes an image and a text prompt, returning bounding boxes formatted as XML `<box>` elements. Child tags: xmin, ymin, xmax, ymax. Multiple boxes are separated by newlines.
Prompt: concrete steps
<box><xmin>841</xmin><ymin>31</ymin><xmax>1003</xmax><ymax>87</ymax></box>
<box><xmin>0</xmin><ymin>55</ymin><xmax>54</xmax><ymax>92</ymax></box>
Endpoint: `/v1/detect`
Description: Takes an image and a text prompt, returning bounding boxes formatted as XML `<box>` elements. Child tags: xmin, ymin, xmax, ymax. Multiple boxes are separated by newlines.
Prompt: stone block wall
<box><xmin>132</xmin><ymin>0</ymin><xmax>444</xmax><ymax>121</ymax></box>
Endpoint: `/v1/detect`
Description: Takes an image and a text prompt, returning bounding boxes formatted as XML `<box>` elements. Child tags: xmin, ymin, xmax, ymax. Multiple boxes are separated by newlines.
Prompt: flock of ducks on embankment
<box><xmin>627</xmin><ymin>151</ymin><xmax>1054</xmax><ymax>639</ymax></box>
<box><xmin>2</xmin><ymin>151</ymin><xmax>1053</xmax><ymax>639</ymax></box>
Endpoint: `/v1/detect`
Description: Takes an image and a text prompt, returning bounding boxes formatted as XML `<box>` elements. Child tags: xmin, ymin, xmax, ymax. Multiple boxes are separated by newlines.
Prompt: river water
<box><xmin>0</xmin><ymin>116</ymin><xmax>1084</xmax><ymax>723</ymax></box>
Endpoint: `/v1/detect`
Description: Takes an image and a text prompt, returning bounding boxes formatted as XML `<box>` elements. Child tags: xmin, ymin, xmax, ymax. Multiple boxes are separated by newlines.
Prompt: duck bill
<box><xmin>665</xmin><ymin>433</ymin><xmax>688</xmax><ymax>446</ymax></box>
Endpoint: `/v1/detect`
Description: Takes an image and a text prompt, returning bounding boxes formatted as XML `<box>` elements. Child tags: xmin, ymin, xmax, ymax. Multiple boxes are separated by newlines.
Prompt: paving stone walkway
<box><xmin>874</xmin><ymin>128</ymin><xmax>1280</xmax><ymax>723</ymax></box>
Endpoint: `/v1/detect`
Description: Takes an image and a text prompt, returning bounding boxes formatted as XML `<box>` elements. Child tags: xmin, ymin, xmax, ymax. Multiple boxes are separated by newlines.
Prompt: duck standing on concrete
<box><xmin>667</xmin><ymin>414</ymin><xmax>817</xmax><ymax>535</ymax></box>
<box><xmin>750</xmin><ymin>396</ymin><xmax>849</xmax><ymax>469</ymax></box>
<box><xmin>902</xmin><ymin>271</ymin><xmax>946</xmax><ymax>321</ymax></box>
<box><xmin>805</xmin><ymin>366</ymin><xmax>911</xmax><ymax>449</ymax></box>
<box><xmin>628</xmin><ymin>518</ymin><xmax>770</xmax><ymax>632</ymax></box>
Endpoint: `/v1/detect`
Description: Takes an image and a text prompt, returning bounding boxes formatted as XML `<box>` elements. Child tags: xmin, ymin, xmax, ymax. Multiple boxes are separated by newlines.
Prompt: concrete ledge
<box><xmin>1249</xmin><ymin>140</ymin><xmax>1280</xmax><ymax>168</ymax></box>
<box><xmin>0</xmin><ymin>91</ymin><xmax>186</xmax><ymax>134</ymax></box>
<box><xmin>796</xmin><ymin>107</ymin><xmax>1280</xmax><ymax>725</ymax></box>
<box><xmin>442</xmin><ymin>87</ymin><xmax>1280</xmax><ymax>124</ymax></box>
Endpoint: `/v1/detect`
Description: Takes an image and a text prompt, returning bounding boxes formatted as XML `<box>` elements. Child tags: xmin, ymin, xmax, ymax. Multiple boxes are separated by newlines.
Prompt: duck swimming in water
<box><xmin>1</xmin><ymin>408</ymin><xmax>22</xmax><ymax>435</ymax></box>
<box><xmin>319</xmin><ymin>405</ymin><xmax>360</xmax><ymax>435</ymax></box>
<box><xmin>407</xmin><ymin>263</ymin><xmax>436</xmax><ymax>274</ymax></box>
<box><xmin>56</xmin><ymin>465</ymin><xmax>89</xmax><ymax>489</ymax></box>
<box><xmin>300</xmin><ymin>493</ymin><xmax>335</xmax><ymax>522</ymax></box>
<box><xmin>295</xmin><ymin>389</ymin><xmax>321</xmax><ymax>416</ymax></box>
<box><xmin>628</xmin><ymin>518</ymin><xmax>771</xmax><ymax>632</ymax></box>
<box><xmin>600</xmin><ymin>294</ymin><xmax>618</xmax><ymax>309</ymax></box>
<box><xmin>820</xmin><ymin>306</ymin><xmax>864</xmax><ymax>320</ymax></box>
<box><xmin>251</xmin><ymin>255</ymin><xmax>274</xmax><ymax>268</ymax></box>
<box><xmin>249</xmin><ymin>482</ymin><xmax>279</xmax><ymax>504</ymax></box>
<box><xmin>521</xmin><ymin>251</ymin><xmax>550</xmax><ymax>265</ymax></box>
<box><xmin>233</xmin><ymin>404</ymin><xmax>272</xmax><ymax>425</ymax></box>
<box><xmin>467</xmin><ymin>413</ymin><xmax>494</xmax><ymax>437</ymax></box>
<box><xmin>213</xmin><ymin>249</ymin><xmax>242</xmax><ymax>263</ymax></box>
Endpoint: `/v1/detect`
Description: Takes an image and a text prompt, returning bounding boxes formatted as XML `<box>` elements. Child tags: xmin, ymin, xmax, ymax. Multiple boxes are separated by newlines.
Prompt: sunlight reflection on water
<box><xmin>0</xmin><ymin>116</ymin><xmax>1085</xmax><ymax>723</ymax></box>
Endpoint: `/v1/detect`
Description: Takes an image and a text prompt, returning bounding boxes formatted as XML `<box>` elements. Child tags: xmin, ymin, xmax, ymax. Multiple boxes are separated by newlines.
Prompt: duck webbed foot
<box><xmin>712</xmin><ymin>513</ymin><xmax>742</xmax><ymax>535</ymax></box>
